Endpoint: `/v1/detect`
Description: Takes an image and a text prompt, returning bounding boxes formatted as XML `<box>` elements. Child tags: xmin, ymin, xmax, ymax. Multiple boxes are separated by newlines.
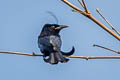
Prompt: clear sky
<box><xmin>0</xmin><ymin>0</ymin><xmax>120</xmax><ymax>80</ymax></box>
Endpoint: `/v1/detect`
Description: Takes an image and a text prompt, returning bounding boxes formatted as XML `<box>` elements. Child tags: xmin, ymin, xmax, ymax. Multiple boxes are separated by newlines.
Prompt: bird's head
<box><xmin>41</xmin><ymin>24</ymin><xmax>68</xmax><ymax>35</ymax></box>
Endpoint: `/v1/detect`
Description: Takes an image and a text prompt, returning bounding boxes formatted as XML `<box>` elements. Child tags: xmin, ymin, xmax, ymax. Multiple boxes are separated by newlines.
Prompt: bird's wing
<box><xmin>38</xmin><ymin>36</ymin><xmax>52</xmax><ymax>52</ymax></box>
<box><xmin>38</xmin><ymin>36</ymin><xmax>50</xmax><ymax>46</ymax></box>
<box><xmin>38</xmin><ymin>35</ymin><xmax>61</xmax><ymax>52</ymax></box>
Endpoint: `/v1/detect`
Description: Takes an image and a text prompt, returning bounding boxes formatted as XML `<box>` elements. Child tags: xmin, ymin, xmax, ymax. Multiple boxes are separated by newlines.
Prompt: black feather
<box><xmin>38</xmin><ymin>24</ymin><xmax>75</xmax><ymax>64</ymax></box>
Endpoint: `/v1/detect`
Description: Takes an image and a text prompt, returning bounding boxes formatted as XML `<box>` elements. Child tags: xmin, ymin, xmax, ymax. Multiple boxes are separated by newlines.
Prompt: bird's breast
<box><xmin>49</xmin><ymin>35</ymin><xmax>62</xmax><ymax>48</ymax></box>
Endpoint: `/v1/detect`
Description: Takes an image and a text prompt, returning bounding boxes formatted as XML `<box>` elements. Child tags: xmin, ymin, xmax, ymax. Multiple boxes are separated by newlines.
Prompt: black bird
<box><xmin>38</xmin><ymin>24</ymin><xmax>75</xmax><ymax>64</ymax></box>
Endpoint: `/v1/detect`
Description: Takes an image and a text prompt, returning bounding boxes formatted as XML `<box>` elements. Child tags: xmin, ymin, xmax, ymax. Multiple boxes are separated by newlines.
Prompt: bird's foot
<box><xmin>43</xmin><ymin>56</ymin><xmax>49</xmax><ymax>63</ymax></box>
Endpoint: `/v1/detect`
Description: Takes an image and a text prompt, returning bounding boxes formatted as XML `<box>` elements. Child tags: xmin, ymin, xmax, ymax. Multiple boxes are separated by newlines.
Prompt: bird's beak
<box><xmin>55</xmin><ymin>25</ymin><xmax>69</xmax><ymax>30</ymax></box>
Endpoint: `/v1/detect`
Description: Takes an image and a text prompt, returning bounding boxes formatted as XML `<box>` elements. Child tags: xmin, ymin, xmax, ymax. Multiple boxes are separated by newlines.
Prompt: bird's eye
<box><xmin>51</xmin><ymin>26</ymin><xmax>55</xmax><ymax>28</ymax></box>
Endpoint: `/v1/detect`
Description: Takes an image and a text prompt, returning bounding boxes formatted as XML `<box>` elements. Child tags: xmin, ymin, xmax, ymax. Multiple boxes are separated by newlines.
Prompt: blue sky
<box><xmin>0</xmin><ymin>0</ymin><xmax>120</xmax><ymax>80</ymax></box>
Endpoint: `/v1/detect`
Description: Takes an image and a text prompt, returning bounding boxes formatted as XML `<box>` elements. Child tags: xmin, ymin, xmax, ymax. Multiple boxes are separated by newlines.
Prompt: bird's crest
<box><xmin>46</xmin><ymin>11</ymin><xmax>58</xmax><ymax>24</ymax></box>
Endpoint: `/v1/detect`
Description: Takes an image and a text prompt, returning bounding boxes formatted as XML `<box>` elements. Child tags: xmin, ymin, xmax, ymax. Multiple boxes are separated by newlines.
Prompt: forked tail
<box><xmin>61</xmin><ymin>46</ymin><xmax>75</xmax><ymax>56</ymax></box>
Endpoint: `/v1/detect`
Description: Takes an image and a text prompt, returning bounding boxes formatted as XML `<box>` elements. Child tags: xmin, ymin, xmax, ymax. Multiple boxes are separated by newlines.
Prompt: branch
<box><xmin>0</xmin><ymin>51</ymin><xmax>120</xmax><ymax>60</ymax></box>
<box><xmin>96</xmin><ymin>8</ymin><xmax>120</xmax><ymax>36</ymax></box>
<box><xmin>93</xmin><ymin>44</ymin><xmax>120</xmax><ymax>54</ymax></box>
<box><xmin>77</xmin><ymin>0</ymin><xmax>90</xmax><ymax>13</ymax></box>
<box><xmin>78</xmin><ymin>0</ymin><xmax>84</xmax><ymax>8</ymax></box>
<box><xmin>68</xmin><ymin>56</ymin><xmax>120</xmax><ymax>60</ymax></box>
<box><xmin>61</xmin><ymin>0</ymin><xmax>120</xmax><ymax>41</ymax></box>
<box><xmin>81</xmin><ymin>0</ymin><xmax>90</xmax><ymax>13</ymax></box>
<box><xmin>61</xmin><ymin>0</ymin><xmax>89</xmax><ymax>16</ymax></box>
<box><xmin>0</xmin><ymin>51</ymin><xmax>43</xmax><ymax>56</ymax></box>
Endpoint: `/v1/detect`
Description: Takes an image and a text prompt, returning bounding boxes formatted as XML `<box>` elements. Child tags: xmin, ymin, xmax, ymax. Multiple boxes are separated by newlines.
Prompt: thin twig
<box><xmin>96</xmin><ymin>8</ymin><xmax>120</xmax><ymax>36</ymax></box>
<box><xmin>0</xmin><ymin>51</ymin><xmax>43</xmax><ymax>56</ymax></box>
<box><xmin>81</xmin><ymin>0</ymin><xmax>90</xmax><ymax>14</ymax></box>
<box><xmin>68</xmin><ymin>56</ymin><xmax>120</xmax><ymax>60</ymax></box>
<box><xmin>93</xmin><ymin>44</ymin><xmax>120</xmax><ymax>54</ymax></box>
<box><xmin>78</xmin><ymin>0</ymin><xmax>85</xmax><ymax>8</ymax></box>
<box><xmin>72</xmin><ymin>9</ymin><xmax>78</xmax><ymax>12</ymax></box>
<box><xmin>61</xmin><ymin>0</ymin><xmax>89</xmax><ymax>16</ymax></box>
<box><xmin>0</xmin><ymin>51</ymin><xmax>120</xmax><ymax>60</ymax></box>
<box><xmin>61</xmin><ymin>0</ymin><xmax>120</xmax><ymax>41</ymax></box>
<box><xmin>78</xmin><ymin>0</ymin><xmax>89</xmax><ymax>13</ymax></box>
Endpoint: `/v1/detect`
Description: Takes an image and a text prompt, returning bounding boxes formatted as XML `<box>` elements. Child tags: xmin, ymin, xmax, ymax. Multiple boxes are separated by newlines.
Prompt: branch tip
<box><xmin>96</xmin><ymin>8</ymin><xmax>120</xmax><ymax>36</ymax></box>
<box><xmin>93</xmin><ymin>44</ymin><xmax>120</xmax><ymax>54</ymax></box>
<box><xmin>72</xmin><ymin>9</ymin><xmax>77</xmax><ymax>12</ymax></box>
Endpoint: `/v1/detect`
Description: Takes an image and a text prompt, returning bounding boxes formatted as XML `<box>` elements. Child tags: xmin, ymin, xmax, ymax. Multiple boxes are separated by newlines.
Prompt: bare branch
<box><xmin>78</xmin><ymin>0</ymin><xmax>90</xmax><ymax>14</ymax></box>
<box><xmin>61</xmin><ymin>0</ymin><xmax>89</xmax><ymax>16</ymax></box>
<box><xmin>78</xmin><ymin>0</ymin><xmax>85</xmax><ymax>8</ymax></box>
<box><xmin>93</xmin><ymin>44</ymin><xmax>120</xmax><ymax>54</ymax></box>
<box><xmin>68</xmin><ymin>56</ymin><xmax>120</xmax><ymax>60</ymax></box>
<box><xmin>61</xmin><ymin>0</ymin><xmax>120</xmax><ymax>41</ymax></box>
<box><xmin>0</xmin><ymin>51</ymin><xmax>43</xmax><ymax>56</ymax></box>
<box><xmin>81</xmin><ymin>0</ymin><xmax>90</xmax><ymax>14</ymax></box>
<box><xmin>0</xmin><ymin>51</ymin><xmax>120</xmax><ymax>60</ymax></box>
<box><xmin>96</xmin><ymin>8</ymin><xmax>120</xmax><ymax>36</ymax></box>
<box><xmin>72</xmin><ymin>9</ymin><xmax>78</xmax><ymax>12</ymax></box>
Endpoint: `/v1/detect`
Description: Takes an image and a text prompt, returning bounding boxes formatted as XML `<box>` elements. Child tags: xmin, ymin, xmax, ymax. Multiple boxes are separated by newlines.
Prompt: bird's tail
<box><xmin>61</xmin><ymin>46</ymin><xmax>75</xmax><ymax>56</ymax></box>
<box><xmin>44</xmin><ymin>51</ymin><xmax>69</xmax><ymax>64</ymax></box>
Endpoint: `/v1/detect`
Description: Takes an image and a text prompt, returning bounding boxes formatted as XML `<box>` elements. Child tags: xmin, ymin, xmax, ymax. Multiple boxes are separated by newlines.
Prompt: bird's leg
<box><xmin>50</xmin><ymin>40</ymin><xmax>57</xmax><ymax>51</ymax></box>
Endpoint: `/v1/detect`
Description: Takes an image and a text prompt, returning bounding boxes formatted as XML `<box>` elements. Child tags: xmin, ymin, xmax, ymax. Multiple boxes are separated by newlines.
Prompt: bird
<box><xmin>38</xmin><ymin>24</ymin><xmax>75</xmax><ymax>64</ymax></box>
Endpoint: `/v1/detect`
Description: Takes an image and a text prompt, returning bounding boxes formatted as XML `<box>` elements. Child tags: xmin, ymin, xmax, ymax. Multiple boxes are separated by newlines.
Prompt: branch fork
<box><xmin>61</xmin><ymin>0</ymin><xmax>120</xmax><ymax>41</ymax></box>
